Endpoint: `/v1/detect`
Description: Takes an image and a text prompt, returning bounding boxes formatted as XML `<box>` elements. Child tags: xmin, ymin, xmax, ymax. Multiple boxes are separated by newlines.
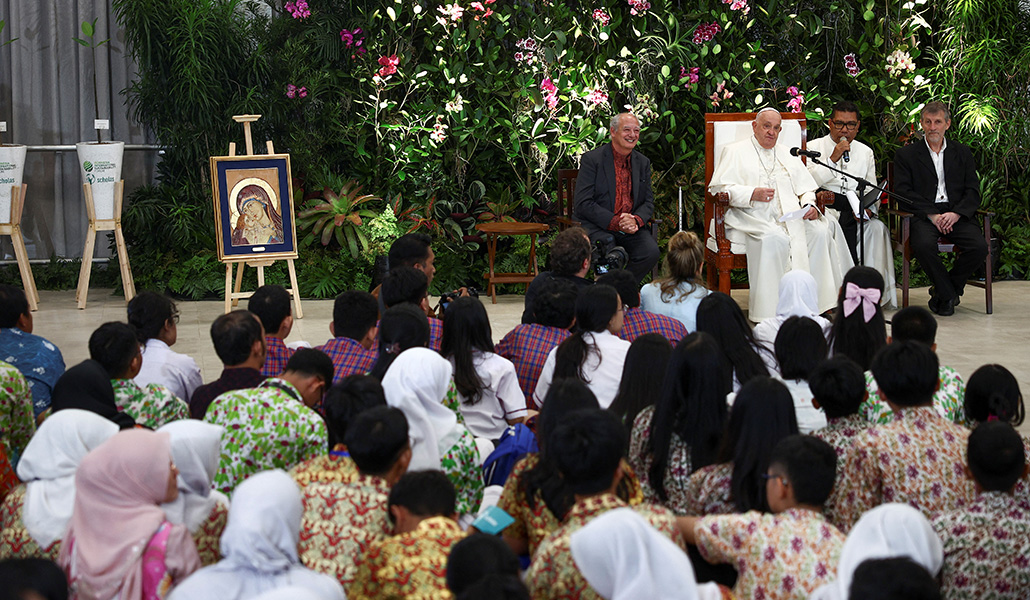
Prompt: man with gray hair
<box><xmin>573</xmin><ymin>112</ymin><xmax>659</xmax><ymax>282</ymax></box>
<box><xmin>893</xmin><ymin>101</ymin><xmax>986</xmax><ymax>316</ymax></box>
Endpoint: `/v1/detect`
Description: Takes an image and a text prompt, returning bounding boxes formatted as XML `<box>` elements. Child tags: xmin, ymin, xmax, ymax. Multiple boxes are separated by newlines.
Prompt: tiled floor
<box><xmin>33</xmin><ymin>281</ymin><xmax>1030</xmax><ymax>435</ymax></box>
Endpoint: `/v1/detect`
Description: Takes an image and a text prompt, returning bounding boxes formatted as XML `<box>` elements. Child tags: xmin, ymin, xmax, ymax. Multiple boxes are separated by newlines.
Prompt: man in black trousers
<box><xmin>894</xmin><ymin>101</ymin><xmax>987</xmax><ymax>316</ymax></box>
<box><xmin>573</xmin><ymin>112</ymin><xmax>659</xmax><ymax>282</ymax></box>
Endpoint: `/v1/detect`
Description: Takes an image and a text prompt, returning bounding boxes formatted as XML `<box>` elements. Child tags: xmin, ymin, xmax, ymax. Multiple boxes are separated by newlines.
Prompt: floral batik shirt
<box><xmin>191</xmin><ymin>500</ymin><xmax>229</xmax><ymax>567</ymax></box>
<box><xmin>526</xmin><ymin>493</ymin><xmax>684</xmax><ymax>600</ymax></box>
<box><xmin>300</xmin><ymin>476</ymin><xmax>394</xmax><ymax>586</ymax></box>
<box><xmin>683</xmin><ymin>462</ymin><xmax>736</xmax><ymax>516</ymax></box>
<box><xmin>932</xmin><ymin>492</ymin><xmax>1030</xmax><ymax>600</ymax></box>
<box><xmin>628</xmin><ymin>405</ymin><xmax>693</xmax><ymax>515</ymax></box>
<box><xmin>694</xmin><ymin>508</ymin><xmax>844</xmax><ymax>600</ymax></box>
<box><xmin>0</xmin><ymin>328</ymin><xmax>65</xmax><ymax>418</ymax></box>
<box><xmin>828</xmin><ymin>406</ymin><xmax>975</xmax><ymax>532</ymax></box>
<box><xmin>861</xmin><ymin>365</ymin><xmax>965</xmax><ymax>425</ymax></box>
<box><xmin>811</xmin><ymin>414</ymin><xmax>872</xmax><ymax>461</ymax></box>
<box><xmin>289</xmin><ymin>453</ymin><xmax>361</xmax><ymax>488</ymax></box>
<box><xmin>443</xmin><ymin>426</ymin><xmax>483</xmax><ymax>517</ymax></box>
<box><xmin>111</xmin><ymin>379</ymin><xmax>189</xmax><ymax>430</ymax></box>
<box><xmin>204</xmin><ymin>378</ymin><xmax>328</xmax><ymax>495</ymax></box>
<box><xmin>0</xmin><ymin>361</ymin><xmax>34</xmax><ymax>467</ymax></box>
<box><xmin>348</xmin><ymin>516</ymin><xmax>464</xmax><ymax>600</ymax></box>
<box><xmin>497</xmin><ymin>454</ymin><xmax>645</xmax><ymax>558</ymax></box>
<box><xmin>0</xmin><ymin>485</ymin><xmax>60</xmax><ymax>560</ymax></box>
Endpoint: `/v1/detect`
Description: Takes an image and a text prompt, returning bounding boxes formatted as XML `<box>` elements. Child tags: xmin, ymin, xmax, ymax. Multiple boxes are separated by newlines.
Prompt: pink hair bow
<box><xmin>842</xmin><ymin>282</ymin><xmax>881</xmax><ymax>323</ymax></box>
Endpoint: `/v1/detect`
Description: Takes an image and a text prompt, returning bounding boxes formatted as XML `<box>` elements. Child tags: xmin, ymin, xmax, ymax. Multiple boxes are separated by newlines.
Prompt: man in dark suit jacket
<box><xmin>573</xmin><ymin>113</ymin><xmax>660</xmax><ymax>282</ymax></box>
<box><xmin>893</xmin><ymin>101</ymin><xmax>987</xmax><ymax>316</ymax></box>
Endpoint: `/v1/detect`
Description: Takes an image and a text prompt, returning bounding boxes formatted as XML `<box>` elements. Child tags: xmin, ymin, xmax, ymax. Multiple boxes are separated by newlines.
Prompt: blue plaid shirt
<box><xmin>495</xmin><ymin>323</ymin><xmax>571</xmax><ymax>409</ymax></box>
<box><xmin>261</xmin><ymin>336</ymin><xmax>296</xmax><ymax>378</ymax></box>
<box><xmin>619</xmin><ymin>308</ymin><xmax>688</xmax><ymax>344</ymax></box>
<box><xmin>0</xmin><ymin>328</ymin><xmax>65</xmax><ymax>417</ymax></box>
<box><xmin>317</xmin><ymin>337</ymin><xmax>377</xmax><ymax>384</ymax></box>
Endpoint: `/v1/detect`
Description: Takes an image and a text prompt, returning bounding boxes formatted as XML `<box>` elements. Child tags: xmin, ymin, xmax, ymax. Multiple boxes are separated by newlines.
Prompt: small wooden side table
<box><xmin>475</xmin><ymin>222</ymin><xmax>549</xmax><ymax>304</ymax></box>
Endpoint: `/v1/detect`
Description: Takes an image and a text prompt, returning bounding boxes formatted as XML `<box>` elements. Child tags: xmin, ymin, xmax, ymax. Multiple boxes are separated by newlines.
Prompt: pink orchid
<box><xmin>540</xmin><ymin>78</ymin><xmax>557</xmax><ymax>93</ymax></box>
<box><xmin>787</xmin><ymin>94</ymin><xmax>804</xmax><ymax>113</ymax></box>
<box><xmin>593</xmin><ymin>9</ymin><xmax>612</xmax><ymax>26</ymax></box>
<box><xmin>786</xmin><ymin>86</ymin><xmax>800</xmax><ymax>97</ymax></box>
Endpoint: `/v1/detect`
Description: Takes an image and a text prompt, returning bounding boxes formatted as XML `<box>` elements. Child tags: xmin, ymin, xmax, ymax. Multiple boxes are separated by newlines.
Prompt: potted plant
<box><xmin>0</xmin><ymin>19</ymin><xmax>25</xmax><ymax>224</ymax></box>
<box><xmin>73</xmin><ymin>18</ymin><xmax>123</xmax><ymax>222</ymax></box>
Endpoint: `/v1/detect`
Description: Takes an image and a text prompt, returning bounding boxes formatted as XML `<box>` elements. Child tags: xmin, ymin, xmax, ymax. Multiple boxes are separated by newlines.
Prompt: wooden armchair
<box><xmin>703</xmin><ymin>112</ymin><xmax>833</xmax><ymax>294</ymax></box>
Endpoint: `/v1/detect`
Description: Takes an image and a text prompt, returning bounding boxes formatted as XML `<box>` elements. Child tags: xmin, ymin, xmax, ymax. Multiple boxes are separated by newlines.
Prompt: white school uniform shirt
<box><xmin>774</xmin><ymin>377</ymin><xmax>827</xmax><ymax>434</ymax></box>
<box><xmin>533</xmin><ymin>330</ymin><xmax>631</xmax><ymax>409</ymax></box>
<box><xmin>448</xmin><ymin>350</ymin><xmax>528</xmax><ymax>440</ymax></box>
<box><xmin>134</xmin><ymin>338</ymin><xmax>204</xmax><ymax>402</ymax></box>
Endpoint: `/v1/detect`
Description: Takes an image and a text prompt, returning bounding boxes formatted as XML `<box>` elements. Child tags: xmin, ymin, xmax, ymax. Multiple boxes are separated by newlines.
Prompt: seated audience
<box><xmin>204</xmin><ymin>349</ymin><xmax>332</xmax><ymax>494</ymax></box>
<box><xmin>962</xmin><ymin>364</ymin><xmax>1028</xmax><ymax>504</ymax></box>
<box><xmin>495</xmin><ymin>278</ymin><xmax>574</xmax><ymax>408</ymax></box>
<box><xmin>442</xmin><ymin>297</ymin><xmax>527</xmax><ymax>439</ymax></box>
<box><xmin>316</xmin><ymin>290</ymin><xmax>378</xmax><ymax>384</ymax></box>
<box><xmin>0</xmin><ymin>410</ymin><xmax>118</xmax><ymax>560</ymax></box>
<box><xmin>300</xmin><ymin>407</ymin><xmax>411</xmax><ymax>587</ymax></box>
<box><xmin>447</xmin><ymin>534</ymin><xmax>528</xmax><ymax>600</ymax></box>
<box><xmin>848</xmin><ymin>557</ymin><xmax>942</xmax><ymax>600</ymax></box>
<box><xmin>290</xmin><ymin>374</ymin><xmax>386</xmax><ymax>487</ymax></box>
<box><xmin>810</xmin><ymin>503</ymin><xmax>943</xmax><ymax>600</ymax></box>
<box><xmin>827</xmin><ymin>266</ymin><xmax>886</xmax><ymax>372</ymax></box>
<box><xmin>681</xmin><ymin>435</ymin><xmax>844</xmax><ymax>600</ymax></box>
<box><xmin>88</xmin><ymin>321</ymin><xmax>189</xmax><ymax>428</ymax></box>
<box><xmin>248</xmin><ymin>285</ymin><xmax>296</xmax><ymax>377</ymax></box>
<box><xmin>863</xmin><ymin>305</ymin><xmax>965</xmax><ymax>424</ymax></box>
<box><xmin>597</xmin><ymin>269</ymin><xmax>687</xmax><ymax>343</ymax></box>
<box><xmin>773</xmin><ymin>316</ymin><xmax>829</xmax><ymax>433</ymax></box>
<box><xmin>374</xmin><ymin>232</ymin><xmax>439</xmax><ymax>318</ymax></box>
<box><xmin>809</xmin><ymin>356</ymin><xmax>872</xmax><ymax>459</ymax></box>
<box><xmin>379</xmin><ymin>266</ymin><xmax>442</xmax><ymax>351</ymax></box>
<box><xmin>534</xmin><ymin>284</ymin><xmax>630</xmax><ymax>409</ymax></box>
<box><xmin>0</xmin><ymin>557</ymin><xmax>69</xmax><ymax>600</ymax></box>
<box><xmin>60</xmin><ymin>429</ymin><xmax>201</xmax><ymax>599</ymax></box>
<box><xmin>695</xmin><ymin>292</ymin><xmax>771</xmax><ymax>393</ymax></box>
<box><xmin>0</xmin><ymin>359</ymin><xmax>33</xmax><ymax>468</ymax></box>
<box><xmin>628</xmin><ymin>332</ymin><xmax>728</xmax><ymax>514</ymax></box>
<box><xmin>521</xmin><ymin>227</ymin><xmax>593</xmax><ymax>324</ymax></box>
<box><xmin>0</xmin><ymin>284</ymin><xmax>65</xmax><ymax>418</ymax></box>
<box><xmin>752</xmin><ymin>269</ymin><xmax>831</xmax><ymax>349</ymax></box>
<box><xmin>368</xmin><ymin>304</ymin><xmax>431</xmax><ymax>382</ymax></box>
<box><xmin>380</xmin><ymin>347</ymin><xmax>483</xmax><ymax>517</ymax></box>
<box><xmin>526</xmin><ymin>409</ymin><xmax>684</xmax><ymax>599</ymax></box>
<box><xmin>609</xmin><ymin>332</ymin><xmax>672</xmax><ymax>430</ymax></box>
<box><xmin>683</xmin><ymin>377</ymin><xmax>798</xmax><ymax>515</ymax></box>
<box><xmin>932</xmin><ymin>421</ymin><xmax>1030</xmax><ymax>599</ymax></box>
<box><xmin>639</xmin><ymin>231</ymin><xmax>710</xmax><ymax>332</ymax></box>
<box><xmin>167</xmin><ymin>470</ymin><xmax>345</xmax><ymax>600</ymax></box>
<box><xmin>189</xmin><ymin>310</ymin><xmax>267</xmax><ymax>419</ymax></box>
<box><xmin>158</xmin><ymin>421</ymin><xmax>229</xmax><ymax>566</ymax></box>
<box><xmin>50</xmin><ymin>360</ymin><xmax>135</xmax><ymax>429</ymax></box>
<box><xmin>830</xmin><ymin>341</ymin><xmax>976</xmax><ymax>531</ymax></box>
<box><xmin>349</xmin><ymin>470</ymin><xmax>463</xmax><ymax>600</ymax></box>
<box><xmin>128</xmin><ymin>291</ymin><xmax>201</xmax><ymax>404</ymax></box>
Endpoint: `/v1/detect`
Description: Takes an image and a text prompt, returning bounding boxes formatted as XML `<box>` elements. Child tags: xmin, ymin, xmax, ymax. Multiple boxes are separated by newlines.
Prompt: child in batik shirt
<box><xmin>809</xmin><ymin>356</ymin><xmax>872</xmax><ymax>460</ymax></box>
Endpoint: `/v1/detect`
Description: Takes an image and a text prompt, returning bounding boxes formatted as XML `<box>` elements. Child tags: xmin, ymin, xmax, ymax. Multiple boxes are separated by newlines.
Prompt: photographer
<box><xmin>521</xmin><ymin>227</ymin><xmax>594</xmax><ymax>324</ymax></box>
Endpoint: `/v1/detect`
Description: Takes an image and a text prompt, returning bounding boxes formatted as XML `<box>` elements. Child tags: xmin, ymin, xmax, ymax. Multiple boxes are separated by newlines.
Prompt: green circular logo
<box><xmin>83</xmin><ymin>161</ymin><xmax>94</xmax><ymax>172</ymax></box>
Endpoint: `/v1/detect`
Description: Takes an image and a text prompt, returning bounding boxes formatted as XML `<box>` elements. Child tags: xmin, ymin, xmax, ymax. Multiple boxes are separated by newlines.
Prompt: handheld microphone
<box><xmin>842</xmin><ymin>150</ymin><xmax>850</xmax><ymax>163</ymax></box>
<box><xmin>790</xmin><ymin>147</ymin><xmax>821</xmax><ymax>159</ymax></box>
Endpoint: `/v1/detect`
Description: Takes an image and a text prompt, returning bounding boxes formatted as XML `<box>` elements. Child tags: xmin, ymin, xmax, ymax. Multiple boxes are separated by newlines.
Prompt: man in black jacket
<box><xmin>573</xmin><ymin>113</ymin><xmax>659</xmax><ymax>282</ymax></box>
<box><xmin>893</xmin><ymin>102</ymin><xmax>987</xmax><ymax>316</ymax></box>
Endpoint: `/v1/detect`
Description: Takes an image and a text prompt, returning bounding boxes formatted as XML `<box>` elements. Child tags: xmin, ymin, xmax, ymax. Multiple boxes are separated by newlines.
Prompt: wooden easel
<box><xmin>0</xmin><ymin>184</ymin><xmax>39</xmax><ymax>311</ymax></box>
<box><xmin>222</xmin><ymin>115</ymin><xmax>303</xmax><ymax>318</ymax></box>
<box><xmin>76</xmin><ymin>180</ymin><xmax>136</xmax><ymax>308</ymax></box>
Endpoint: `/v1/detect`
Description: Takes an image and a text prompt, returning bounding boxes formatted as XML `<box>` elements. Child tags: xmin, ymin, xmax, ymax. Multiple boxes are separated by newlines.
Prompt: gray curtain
<box><xmin>0</xmin><ymin>0</ymin><xmax>157</xmax><ymax>260</ymax></box>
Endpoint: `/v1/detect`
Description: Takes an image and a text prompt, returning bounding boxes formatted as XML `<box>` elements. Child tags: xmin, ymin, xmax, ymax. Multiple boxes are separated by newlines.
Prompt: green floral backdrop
<box><xmin>43</xmin><ymin>0</ymin><xmax>1025</xmax><ymax>299</ymax></box>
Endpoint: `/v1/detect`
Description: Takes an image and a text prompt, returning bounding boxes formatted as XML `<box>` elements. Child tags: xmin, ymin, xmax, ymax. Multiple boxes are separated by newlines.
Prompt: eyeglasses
<box><xmin>761</xmin><ymin>473</ymin><xmax>789</xmax><ymax>485</ymax></box>
<box><xmin>831</xmin><ymin>119</ymin><xmax>859</xmax><ymax>130</ymax></box>
<box><xmin>168</xmin><ymin>313</ymin><xmax>180</xmax><ymax>325</ymax></box>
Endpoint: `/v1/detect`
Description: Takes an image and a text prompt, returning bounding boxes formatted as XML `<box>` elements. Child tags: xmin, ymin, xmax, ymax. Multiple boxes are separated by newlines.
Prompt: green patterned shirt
<box><xmin>860</xmin><ymin>365</ymin><xmax>965</xmax><ymax>425</ymax></box>
<box><xmin>111</xmin><ymin>379</ymin><xmax>190</xmax><ymax>429</ymax></box>
<box><xmin>0</xmin><ymin>361</ymin><xmax>34</xmax><ymax>467</ymax></box>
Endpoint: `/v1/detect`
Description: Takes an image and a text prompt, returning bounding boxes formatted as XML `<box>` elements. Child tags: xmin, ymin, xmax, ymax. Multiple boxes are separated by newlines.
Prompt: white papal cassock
<box><xmin>709</xmin><ymin>137</ymin><xmax>854</xmax><ymax>321</ymax></box>
<box><xmin>807</xmin><ymin>134</ymin><xmax>898</xmax><ymax>308</ymax></box>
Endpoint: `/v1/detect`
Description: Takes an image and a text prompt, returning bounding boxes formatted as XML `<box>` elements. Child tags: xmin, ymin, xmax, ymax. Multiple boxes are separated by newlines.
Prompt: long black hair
<box><xmin>609</xmin><ymin>333</ymin><xmax>672</xmax><ymax>430</ymax></box>
<box><xmin>554</xmin><ymin>285</ymin><xmax>620</xmax><ymax>383</ymax></box>
<box><xmin>696</xmin><ymin>292</ymin><xmax>769</xmax><ymax>386</ymax></box>
<box><xmin>644</xmin><ymin>332</ymin><xmax>730</xmax><ymax>503</ymax></box>
<box><xmin>828</xmin><ymin>266</ymin><xmax>887</xmax><ymax>371</ymax></box>
<box><xmin>369</xmin><ymin>304</ymin><xmax>430</xmax><ymax>381</ymax></box>
<box><xmin>440</xmin><ymin>297</ymin><xmax>494</xmax><ymax>405</ymax></box>
<box><xmin>719</xmin><ymin>377</ymin><xmax>798</xmax><ymax>512</ymax></box>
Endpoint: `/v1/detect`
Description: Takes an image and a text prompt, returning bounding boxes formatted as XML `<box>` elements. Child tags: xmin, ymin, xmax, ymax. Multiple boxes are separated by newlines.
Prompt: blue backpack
<box><xmin>482</xmin><ymin>423</ymin><xmax>539</xmax><ymax>487</ymax></box>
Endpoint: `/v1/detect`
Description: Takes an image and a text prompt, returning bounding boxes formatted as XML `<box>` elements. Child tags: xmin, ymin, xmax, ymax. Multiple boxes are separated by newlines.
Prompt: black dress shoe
<box><xmin>932</xmin><ymin>296</ymin><xmax>956</xmax><ymax>316</ymax></box>
<box><xmin>929</xmin><ymin>286</ymin><xmax>960</xmax><ymax>306</ymax></box>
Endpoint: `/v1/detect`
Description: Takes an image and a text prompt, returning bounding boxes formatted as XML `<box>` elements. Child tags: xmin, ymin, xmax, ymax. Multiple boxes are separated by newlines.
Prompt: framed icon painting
<box><xmin>210</xmin><ymin>154</ymin><xmax>298</xmax><ymax>261</ymax></box>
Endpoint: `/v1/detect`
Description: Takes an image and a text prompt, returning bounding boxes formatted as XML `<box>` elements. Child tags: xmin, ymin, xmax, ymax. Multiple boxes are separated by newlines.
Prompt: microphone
<box><xmin>842</xmin><ymin>150</ymin><xmax>850</xmax><ymax>163</ymax></box>
<box><xmin>790</xmin><ymin>147</ymin><xmax>821</xmax><ymax>159</ymax></box>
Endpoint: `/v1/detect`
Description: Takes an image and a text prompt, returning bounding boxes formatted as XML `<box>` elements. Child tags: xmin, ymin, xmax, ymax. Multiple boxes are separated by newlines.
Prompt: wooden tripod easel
<box><xmin>222</xmin><ymin>115</ymin><xmax>303</xmax><ymax>318</ymax></box>
<box><xmin>0</xmin><ymin>184</ymin><xmax>39</xmax><ymax>311</ymax></box>
<box><xmin>76</xmin><ymin>180</ymin><xmax>136</xmax><ymax>308</ymax></box>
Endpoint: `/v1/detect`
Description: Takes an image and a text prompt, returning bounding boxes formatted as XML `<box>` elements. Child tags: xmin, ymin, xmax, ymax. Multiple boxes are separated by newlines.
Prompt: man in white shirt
<box><xmin>807</xmin><ymin>101</ymin><xmax>897</xmax><ymax>307</ymax></box>
<box><xmin>709</xmin><ymin>108</ymin><xmax>853</xmax><ymax>321</ymax></box>
<box><xmin>128</xmin><ymin>291</ymin><xmax>203</xmax><ymax>402</ymax></box>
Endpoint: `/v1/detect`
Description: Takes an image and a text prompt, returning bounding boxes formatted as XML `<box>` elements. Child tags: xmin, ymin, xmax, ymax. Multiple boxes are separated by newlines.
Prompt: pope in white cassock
<box><xmin>709</xmin><ymin>108</ymin><xmax>853</xmax><ymax>321</ymax></box>
<box><xmin>807</xmin><ymin>101</ymin><xmax>897</xmax><ymax>307</ymax></box>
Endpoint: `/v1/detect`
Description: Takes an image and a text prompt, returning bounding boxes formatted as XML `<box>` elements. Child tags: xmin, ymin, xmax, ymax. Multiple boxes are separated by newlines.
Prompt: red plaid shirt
<box><xmin>619</xmin><ymin>307</ymin><xmax>688</xmax><ymax>344</ymax></box>
<box><xmin>316</xmin><ymin>337</ymin><xmax>377</xmax><ymax>384</ymax></box>
<box><xmin>368</xmin><ymin>317</ymin><xmax>443</xmax><ymax>354</ymax></box>
<box><xmin>261</xmin><ymin>336</ymin><xmax>295</xmax><ymax>378</ymax></box>
<box><xmin>495</xmin><ymin>323</ymin><xmax>570</xmax><ymax>410</ymax></box>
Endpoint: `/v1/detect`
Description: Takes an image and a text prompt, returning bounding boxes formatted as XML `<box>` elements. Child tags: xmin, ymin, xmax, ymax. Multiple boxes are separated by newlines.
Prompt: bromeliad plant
<box><xmin>296</xmin><ymin>180</ymin><xmax>380</xmax><ymax>258</ymax></box>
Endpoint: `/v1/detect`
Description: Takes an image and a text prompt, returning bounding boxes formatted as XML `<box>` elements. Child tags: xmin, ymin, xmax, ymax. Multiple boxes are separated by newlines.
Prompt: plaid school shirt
<box><xmin>494</xmin><ymin>323</ymin><xmax>571</xmax><ymax>408</ymax></box>
<box><xmin>618</xmin><ymin>307</ymin><xmax>688</xmax><ymax>344</ymax></box>
<box><xmin>316</xmin><ymin>337</ymin><xmax>377</xmax><ymax>384</ymax></box>
<box><xmin>261</xmin><ymin>336</ymin><xmax>295</xmax><ymax>378</ymax></box>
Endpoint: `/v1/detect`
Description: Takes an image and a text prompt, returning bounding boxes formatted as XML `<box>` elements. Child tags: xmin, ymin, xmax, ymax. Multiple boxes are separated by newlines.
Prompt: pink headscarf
<box><xmin>61</xmin><ymin>429</ymin><xmax>176</xmax><ymax>600</ymax></box>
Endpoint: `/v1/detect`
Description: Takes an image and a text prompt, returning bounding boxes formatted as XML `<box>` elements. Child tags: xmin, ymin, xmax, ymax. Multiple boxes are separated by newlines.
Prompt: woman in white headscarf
<box><xmin>753</xmin><ymin>269</ymin><xmax>832</xmax><ymax>351</ymax></box>
<box><xmin>809</xmin><ymin>503</ymin><xmax>944</xmax><ymax>600</ymax></box>
<box><xmin>167</xmin><ymin>470</ymin><xmax>344</xmax><ymax>600</ymax></box>
<box><xmin>159</xmin><ymin>420</ymin><xmax>230</xmax><ymax>566</ymax></box>
<box><xmin>381</xmin><ymin>347</ymin><xmax>484</xmax><ymax>517</ymax></box>
<box><xmin>0</xmin><ymin>409</ymin><xmax>119</xmax><ymax>560</ymax></box>
<box><xmin>570</xmin><ymin>508</ymin><xmax>726</xmax><ymax>600</ymax></box>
